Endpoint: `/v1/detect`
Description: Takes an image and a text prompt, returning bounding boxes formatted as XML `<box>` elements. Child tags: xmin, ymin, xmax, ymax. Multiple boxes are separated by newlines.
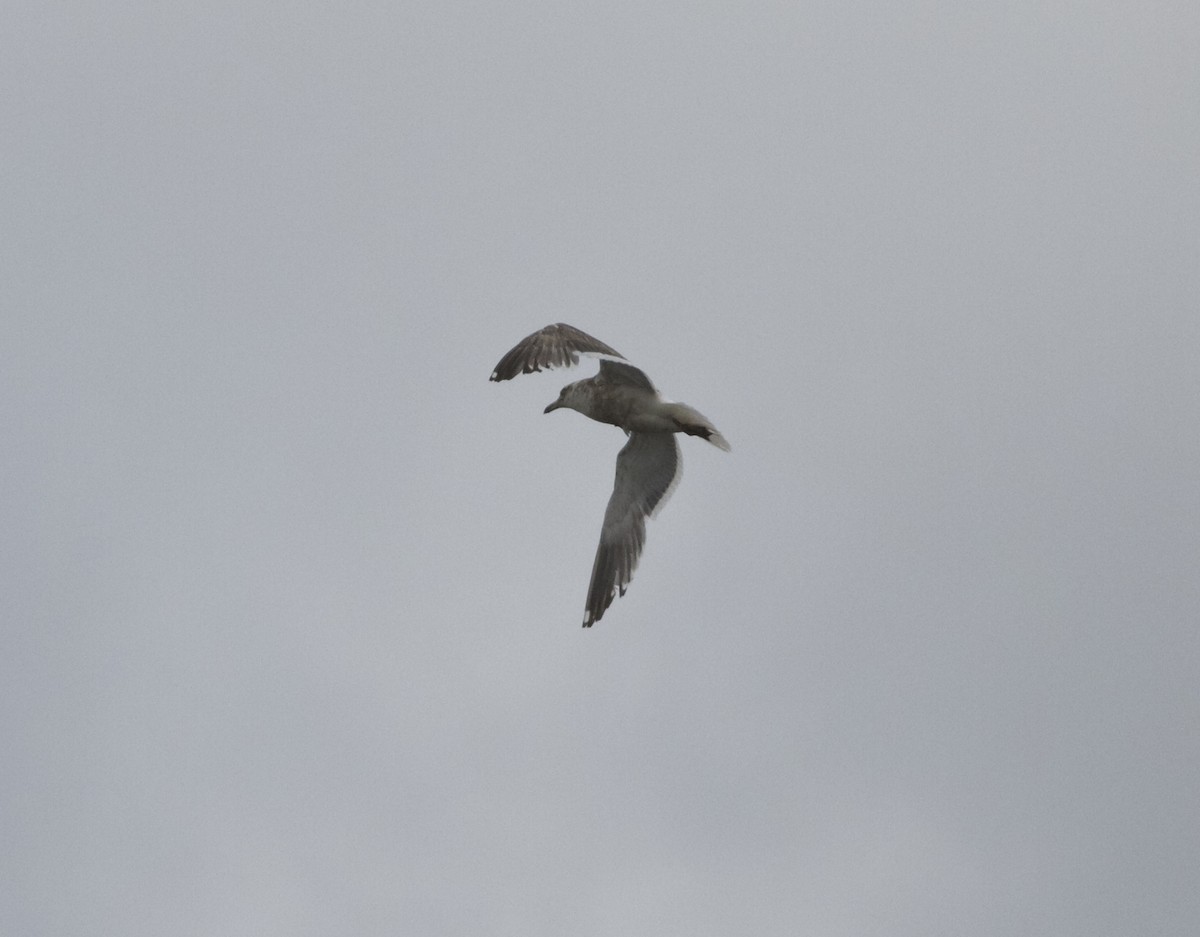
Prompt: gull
<box><xmin>490</xmin><ymin>323</ymin><xmax>730</xmax><ymax>627</ymax></box>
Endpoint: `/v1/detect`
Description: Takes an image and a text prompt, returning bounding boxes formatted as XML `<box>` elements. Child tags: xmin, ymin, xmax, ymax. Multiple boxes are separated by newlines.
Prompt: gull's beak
<box><xmin>543</xmin><ymin>400</ymin><xmax>561</xmax><ymax>414</ymax></box>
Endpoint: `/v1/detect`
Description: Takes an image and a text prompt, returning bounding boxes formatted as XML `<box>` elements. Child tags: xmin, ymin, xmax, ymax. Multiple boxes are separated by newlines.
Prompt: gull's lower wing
<box><xmin>583</xmin><ymin>432</ymin><xmax>682</xmax><ymax>627</ymax></box>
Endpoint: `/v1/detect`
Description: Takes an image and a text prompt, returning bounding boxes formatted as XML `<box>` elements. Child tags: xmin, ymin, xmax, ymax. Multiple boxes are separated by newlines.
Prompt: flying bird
<box><xmin>490</xmin><ymin>323</ymin><xmax>730</xmax><ymax>627</ymax></box>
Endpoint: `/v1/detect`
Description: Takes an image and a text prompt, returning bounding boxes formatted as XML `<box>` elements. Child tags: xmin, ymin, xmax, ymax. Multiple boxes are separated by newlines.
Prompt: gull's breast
<box><xmin>584</xmin><ymin>384</ymin><xmax>673</xmax><ymax>433</ymax></box>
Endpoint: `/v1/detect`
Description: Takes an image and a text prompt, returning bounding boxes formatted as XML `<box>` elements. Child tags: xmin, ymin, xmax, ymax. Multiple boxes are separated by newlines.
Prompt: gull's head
<box><xmin>544</xmin><ymin>381</ymin><xmax>584</xmax><ymax>414</ymax></box>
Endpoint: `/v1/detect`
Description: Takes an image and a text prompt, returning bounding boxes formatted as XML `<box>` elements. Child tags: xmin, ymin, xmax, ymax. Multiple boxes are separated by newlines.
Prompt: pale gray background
<box><xmin>4</xmin><ymin>2</ymin><xmax>1198</xmax><ymax>935</ymax></box>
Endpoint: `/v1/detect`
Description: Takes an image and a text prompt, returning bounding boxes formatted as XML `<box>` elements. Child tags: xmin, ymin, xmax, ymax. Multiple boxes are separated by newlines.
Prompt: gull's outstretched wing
<box><xmin>596</xmin><ymin>357</ymin><xmax>656</xmax><ymax>392</ymax></box>
<box><xmin>583</xmin><ymin>432</ymin><xmax>682</xmax><ymax>627</ymax></box>
<box><xmin>489</xmin><ymin>323</ymin><xmax>623</xmax><ymax>382</ymax></box>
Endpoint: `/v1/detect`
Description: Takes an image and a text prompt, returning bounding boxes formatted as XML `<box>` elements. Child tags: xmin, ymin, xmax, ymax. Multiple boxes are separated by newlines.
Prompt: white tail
<box><xmin>663</xmin><ymin>402</ymin><xmax>731</xmax><ymax>452</ymax></box>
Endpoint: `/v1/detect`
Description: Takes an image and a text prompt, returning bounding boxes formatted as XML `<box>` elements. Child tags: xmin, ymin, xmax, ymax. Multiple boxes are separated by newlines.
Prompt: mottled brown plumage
<box><xmin>490</xmin><ymin>324</ymin><xmax>730</xmax><ymax>627</ymax></box>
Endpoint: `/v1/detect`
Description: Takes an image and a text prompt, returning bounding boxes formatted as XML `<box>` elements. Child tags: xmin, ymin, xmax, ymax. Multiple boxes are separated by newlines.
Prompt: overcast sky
<box><xmin>4</xmin><ymin>2</ymin><xmax>1199</xmax><ymax>935</ymax></box>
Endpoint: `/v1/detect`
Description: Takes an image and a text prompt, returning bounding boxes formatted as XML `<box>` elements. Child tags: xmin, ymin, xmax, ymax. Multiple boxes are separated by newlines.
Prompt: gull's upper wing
<box><xmin>583</xmin><ymin>432</ymin><xmax>682</xmax><ymax>627</ymax></box>
<box><xmin>597</xmin><ymin>357</ymin><xmax>656</xmax><ymax>392</ymax></box>
<box><xmin>489</xmin><ymin>323</ymin><xmax>624</xmax><ymax>382</ymax></box>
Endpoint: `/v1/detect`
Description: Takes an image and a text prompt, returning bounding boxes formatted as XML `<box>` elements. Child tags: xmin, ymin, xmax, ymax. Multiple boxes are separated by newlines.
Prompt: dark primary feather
<box><xmin>489</xmin><ymin>323</ymin><xmax>624</xmax><ymax>382</ymax></box>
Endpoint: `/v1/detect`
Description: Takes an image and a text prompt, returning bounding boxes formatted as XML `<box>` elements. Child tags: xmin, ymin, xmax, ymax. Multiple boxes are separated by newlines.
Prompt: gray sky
<box><xmin>4</xmin><ymin>2</ymin><xmax>1199</xmax><ymax>934</ymax></box>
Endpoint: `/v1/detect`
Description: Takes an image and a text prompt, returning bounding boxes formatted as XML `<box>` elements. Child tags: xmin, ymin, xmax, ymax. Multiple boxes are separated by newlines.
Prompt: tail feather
<box><xmin>664</xmin><ymin>402</ymin><xmax>731</xmax><ymax>452</ymax></box>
